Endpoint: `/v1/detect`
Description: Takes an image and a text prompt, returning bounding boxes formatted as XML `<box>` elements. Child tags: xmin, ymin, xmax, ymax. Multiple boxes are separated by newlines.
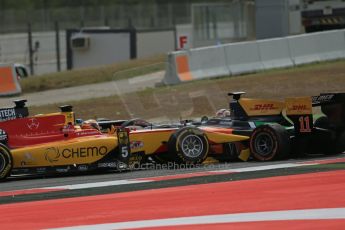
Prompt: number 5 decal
<box><xmin>121</xmin><ymin>146</ymin><xmax>129</xmax><ymax>158</ymax></box>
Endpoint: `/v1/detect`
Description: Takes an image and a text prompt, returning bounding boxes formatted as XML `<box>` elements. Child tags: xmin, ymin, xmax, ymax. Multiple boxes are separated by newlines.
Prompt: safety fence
<box><xmin>164</xmin><ymin>29</ymin><xmax>345</xmax><ymax>85</ymax></box>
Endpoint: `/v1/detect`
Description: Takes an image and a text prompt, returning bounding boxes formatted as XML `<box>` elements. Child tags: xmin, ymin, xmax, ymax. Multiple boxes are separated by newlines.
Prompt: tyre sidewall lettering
<box><xmin>0</xmin><ymin>145</ymin><xmax>12</xmax><ymax>179</ymax></box>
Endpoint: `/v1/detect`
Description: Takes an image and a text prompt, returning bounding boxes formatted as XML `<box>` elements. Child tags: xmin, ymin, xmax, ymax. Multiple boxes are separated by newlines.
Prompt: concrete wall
<box><xmin>137</xmin><ymin>30</ymin><xmax>175</xmax><ymax>58</ymax></box>
<box><xmin>164</xmin><ymin>29</ymin><xmax>345</xmax><ymax>85</ymax></box>
<box><xmin>72</xmin><ymin>33</ymin><xmax>131</xmax><ymax>69</ymax></box>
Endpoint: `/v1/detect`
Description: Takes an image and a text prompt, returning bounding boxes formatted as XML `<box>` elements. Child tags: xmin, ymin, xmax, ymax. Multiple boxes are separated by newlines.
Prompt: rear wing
<box><xmin>312</xmin><ymin>93</ymin><xmax>345</xmax><ymax>129</ymax></box>
<box><xmin>312</xmin><ymin>93</ymin><xmax>345</xmax><ymax>107</ymax></box>
<box><xmin>0</xmin><ymin>99</ymin><xmax>28</xmax><ymax>122</ymax></box>
<box><xmin>287</xmin><ymin>93</ymin><xmax>345</xmax><ymax>133</ymax></box>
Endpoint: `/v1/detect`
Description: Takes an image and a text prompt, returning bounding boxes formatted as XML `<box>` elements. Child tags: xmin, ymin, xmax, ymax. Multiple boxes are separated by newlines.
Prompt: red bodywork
<box><xmin>0</xmin><ymin>114</ymin><xmax>102</xmax><ymax>149</ymax></box>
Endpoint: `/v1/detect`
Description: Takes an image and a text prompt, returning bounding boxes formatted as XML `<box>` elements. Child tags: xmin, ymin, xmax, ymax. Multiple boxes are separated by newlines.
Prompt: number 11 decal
<box><xmin>299</xmin><ymin>116</ymin><xmax>311</xmax><ymax>133</ymax></box>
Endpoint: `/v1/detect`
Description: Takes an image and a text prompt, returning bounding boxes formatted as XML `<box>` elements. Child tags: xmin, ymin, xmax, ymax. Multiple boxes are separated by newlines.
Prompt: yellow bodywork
<box><xmin>285</xmin><ymin>97</ymin><xmax>313</xmax><ymax>115</ymax></box>
<box><xmin>129</xmin><ymin>129</ymin><xmax>175</xmax><ymax>154</ymax></box>
<box><xmin>128</xmin><ymin>128</ymin><xmax>249</xmax><ymax>155</ymax></box>
<box><xmin>239</xmin><ymin>98</ymin><xmax>285</xmax><ymax>116</ymax></box>
<box><xmin>205</xmin><ymin>131</ymin><xmax>249</xmax><ymax>143</ymax></box>
<box><xmin>12</xmin><ymin>135</ymin><xmax>118</xmax><ymax>168</ymax></box>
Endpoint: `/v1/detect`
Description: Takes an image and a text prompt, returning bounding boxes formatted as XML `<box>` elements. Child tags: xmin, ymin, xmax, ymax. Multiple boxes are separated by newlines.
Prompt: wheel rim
<box><xmin>254</xmin><ymin>133</ymin><xmax>274</xmax><ymax>156</ymax></box>
<box><xmin>0</xmin><ymin>154</ymin><xmax>5</xmax><ymax>173</ymax></box>
<box><xmin>181</xmin><ymin>135</ymin><xmax>204</xmax><ymax>158</ymax></box>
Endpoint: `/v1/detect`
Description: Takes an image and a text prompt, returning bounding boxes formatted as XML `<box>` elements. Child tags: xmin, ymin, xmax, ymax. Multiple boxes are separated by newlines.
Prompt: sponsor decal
<box><xmin>219</xmin><ymin>121</ymin><xmax>232</xmax><ymax>126</ymax></box>
<box><xmin>27</xmin><ymin>118</ymin><xmax>39</xmax><ymax>130</ymax></box>
<box><xmin>0</xmin><ymin>108</ymin><xmax>16</xmax><ymax>121</ymax></box>
<box><xmin>36</xmin><ymin>167</ymin><xmax>46</xmax><ymax>173</ymax></box>
<box><xmin>45</xmin><ymin>147</ymin><xmax>60</xmax><ymax>163</ymax></box>
<box><xmin>98</xmin><ymin>162</ymin><xmax>118</xmax><ymax>168</ymax></box>
<box><xmin>130</xmin><ymin>141</ymin><xmax>144</xmax><ymax>150</ymax></box>
<box><xmin>250</xmin><ymin>104</ymin><xmax>279</xmax><ymax>111</ymax></box>
<box><xmin>291</xmin><ymin>105</ymin><xmax>308</xmax><ymax>111</ymax></box>
<box><xmin>21</xmin><ymin>152</ymin><xmax>35</xmax><ymax>166</ymax></box>
<box><xmin>312</xmin><ymin>94</ymin><xmax>334</xmax><ymax>104</ymax></box>
<box><xmin>56</xmin><ymin>167</ymin><xmax>70</xmax><ymax>173</ymax></box>
<box><xmin>76</xmin><ymin>130</ymin><xmax>100</xmax><ymax>136</ymax></box>
<box><xmin>45</xmin><ymin>146</ymin><xmax>108</xmax><ymax>163</ymax></box>
<box><xmin>61</xmin><ymin>146</ymin><xmax>108</xmax><ymax>158</ymax></box>
<box><xmin>0</xmin><ymin>129</ymin><xmax>7</xmax><ymax>141</ymax></box>
<box><xmin>78</xmin><ymin>165</ymin><xmax>88</xmax><ymax>171</ymax></box>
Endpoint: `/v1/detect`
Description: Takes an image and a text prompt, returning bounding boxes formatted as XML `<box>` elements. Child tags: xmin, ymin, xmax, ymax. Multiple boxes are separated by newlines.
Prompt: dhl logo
<box><xmin>250</xmin><ymin>104</ymin><xmax>278</xmax><ymax>111</ymax></box>
<box><xmin>291</xmin><ymin>105</ymin><xmax>308</xmax><ymax>111</ymax></box>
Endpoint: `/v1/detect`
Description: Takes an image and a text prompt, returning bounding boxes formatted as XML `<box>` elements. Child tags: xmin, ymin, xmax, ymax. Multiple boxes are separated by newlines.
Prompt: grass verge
<box><xmin>29</xmin><ymin>59</ymin><xmax>345</xmax><ymax>121</ymax></box>
<box><xmin>21</xmin><ymin>54</ymin><xmax>165</xmax><ymax>94</ymax></box>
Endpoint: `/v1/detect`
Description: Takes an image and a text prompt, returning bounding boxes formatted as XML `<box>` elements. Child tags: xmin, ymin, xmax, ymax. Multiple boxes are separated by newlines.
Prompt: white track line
<box><xmin>43</xmin><ymin>179</ymin><xmax>153</xmax><ymax>190</ymax></box>
<box><xmin>1</xmin><ymin>160</ymin><xmax>333</xmax><ymax>193</ymax></box>
<box><xmin>48</xmin><ymin>208</ymin><xmax>345</xmax><ymax>230</ymax></box>
<box><xmin>212</xmin><ymin>162</ymin><xmax>317</xmax><ymax>173</ymax></box>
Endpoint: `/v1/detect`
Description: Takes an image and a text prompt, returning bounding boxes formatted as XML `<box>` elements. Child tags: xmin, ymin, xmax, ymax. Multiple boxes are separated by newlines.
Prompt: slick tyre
<box><xmin>168</xmin><ymin>127</ymin><xmax>209</xmax><ymax>164</ymax></box>
<box><xmin>314</xmin><ymin>116</ymin><xmax>330</xmax><ymax>129</ymax></box>
<box><xmin>0</xmin><ymin>143</ymin><xmax>12</xmax><ymax>181</ymax></box>
<box><xmin>313</xmin><ymin>116</ymin><xmax>338</xmax><ymax>155</ymax></box>
<box><xmin>336</xmin><ymin>131</ymin><xmax>345</xmax><ymax>154</ymax></box>
<box><xmin>250</xmin><ymin>124</ymin><xmax>290</xmax><ymax>161</ymax></box>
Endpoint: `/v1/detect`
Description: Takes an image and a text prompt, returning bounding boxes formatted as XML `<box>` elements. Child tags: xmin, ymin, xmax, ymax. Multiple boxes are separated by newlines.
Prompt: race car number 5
<box><xmin>121</xmin><ymin>146</ymin><xmax>129</xmax><ymax>158</ymax></box>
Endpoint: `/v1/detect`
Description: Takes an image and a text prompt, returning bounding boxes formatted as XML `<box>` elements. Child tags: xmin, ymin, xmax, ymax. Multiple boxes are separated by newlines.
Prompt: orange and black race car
<box><xmin>98</xmin><ymin>92</ymin><xmax>345</xmax><ymax>164</ymax></box>
<box><xmin>0</xmin><ymin>100</ymin><xmax>130</xmax><ymax>180</ymax></box>
<box><xmin>197</xmin><ymin>92</ymin><xmax>345</xmax><ymax>161</ymax></box>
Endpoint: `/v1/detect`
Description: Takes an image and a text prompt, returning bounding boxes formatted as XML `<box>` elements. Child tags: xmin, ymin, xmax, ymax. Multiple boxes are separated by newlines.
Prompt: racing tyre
<box><xmin>250</xmin><ymin>124</ymin><xmax>290</xmax><ymax>161</ymax></box>
<box><xmin>336</xmin><ymin>131</ymin><xmax>345</xmax><ymax>154</ymax></box>
<box><xmin>0</xmin><ymin>143</ymin><xmax>12</xmax><ymax>181</ymax></box>
<box><xmin>314</xmin><ymin>116</ymin><xmax>330</xmax><ymax>129</ymax></box>
<box><xmin>313</xmin><ymin>116</ymin><xmax>338</xmax><ymax>155</ymax></box>
<box><xmin>168</xmin><ymin>127</ymin><xmax>209</xmax><ymax>164</ymax></box>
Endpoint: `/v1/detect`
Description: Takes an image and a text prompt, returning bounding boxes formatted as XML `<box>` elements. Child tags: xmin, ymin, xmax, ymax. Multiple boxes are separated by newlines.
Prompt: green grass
<box><xmin>29</xmin><ymin>59</ymin><xmax>345</xmax><ymax>121</ymax></box>
<box><xmin>21</xmin><ymin>54</ymin><xmax>165</xmax><ymax>93</ymax></box>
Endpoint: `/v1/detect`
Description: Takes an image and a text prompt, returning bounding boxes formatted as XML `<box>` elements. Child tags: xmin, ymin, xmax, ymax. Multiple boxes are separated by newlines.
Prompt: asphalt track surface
<box><xmin>0</xmin><ymin>154</ymin><xmax>344</xmax><ymax>229</ymax></box>
<box><xmin>1</xmin><ymin>154</ymin><xmax>344</xmax><ymax>201</ymax></box>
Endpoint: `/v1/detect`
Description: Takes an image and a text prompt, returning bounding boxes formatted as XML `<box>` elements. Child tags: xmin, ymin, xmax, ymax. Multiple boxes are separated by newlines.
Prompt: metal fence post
<box><xmin>55</xmin><ymin>21</ymin><xmax>61</xmax><ymax>72</ymax></box>
<box><xmin>28</xmin><ymin>23</ymin><xmax>34</xmax><ymax>75</ymax></box>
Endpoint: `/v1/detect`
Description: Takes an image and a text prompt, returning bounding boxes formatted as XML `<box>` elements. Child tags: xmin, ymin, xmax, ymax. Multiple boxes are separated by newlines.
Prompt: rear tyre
<box><xmin>336</xmin><ymin>131</ymin><xmax>345</xmax><ymax>154</ymax></box>
<box><xmin>314</xmin><ymin>116</ymin><xmax>330</xmax><ymax>129</ymax></box>
<box><xmin>250</xmin><ymin>124</ymin><xmax>290</xmax><ymax>161</ymax></box>
<box><xmin>0</xmin><ymin>144</ymin><xmax>12</xmax><ymax>181</ymax></box>
<box><xmin>313</xmin><ymin>116</ymin><xmax>339</xmax><ymax>155</ymax></box>
<box><xmin>168</xmin><ymin>127</ymin><xmax>209</xmax><ymax>164</ymax></box>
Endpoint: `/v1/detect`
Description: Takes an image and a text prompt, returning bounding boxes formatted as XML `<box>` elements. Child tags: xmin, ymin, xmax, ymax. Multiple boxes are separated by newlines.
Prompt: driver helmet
<box><xmin>215</xmin><ymin>109</ymin><xmax>230</xmax><ymax>118</ymax></box>
<box><xmin>81</xmin><ymin>119</ymin><xmax>100</xmax><ymax>130</ymax></box>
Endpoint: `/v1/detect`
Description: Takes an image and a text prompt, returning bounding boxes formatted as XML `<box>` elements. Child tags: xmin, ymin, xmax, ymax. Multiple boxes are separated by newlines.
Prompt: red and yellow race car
<box><xmin>0</xmin><ymin>100</ymin><xmax>130</xmax><ymax>180</ymax></box>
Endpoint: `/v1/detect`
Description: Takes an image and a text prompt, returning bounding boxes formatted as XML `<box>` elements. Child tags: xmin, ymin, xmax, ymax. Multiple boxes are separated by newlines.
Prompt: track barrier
<box><xmin>0</xmin><ymin>64</ymin><xmax>22</xmax><ymax>96</ymax></box>
<box><xmin>164</xmin><ymin>29</ymin><xmax>345</xmax><ymax>85</ymax></box>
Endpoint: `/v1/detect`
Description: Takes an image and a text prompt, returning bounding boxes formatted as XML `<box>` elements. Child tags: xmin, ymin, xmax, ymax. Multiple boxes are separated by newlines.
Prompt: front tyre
<box><xmin>168</xmin><ymin>127</ymin><xmax>209</xmax><ymax>164</ymax></box>
<box><xmin>0</xmin><ymin>143</ymin><xmax>12</xmax><ymax>181</ymax></box>
<box><xmin>250</xmin><ymin>124</ymin><xmax>290</xmax><ymax>161</ymax></box>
